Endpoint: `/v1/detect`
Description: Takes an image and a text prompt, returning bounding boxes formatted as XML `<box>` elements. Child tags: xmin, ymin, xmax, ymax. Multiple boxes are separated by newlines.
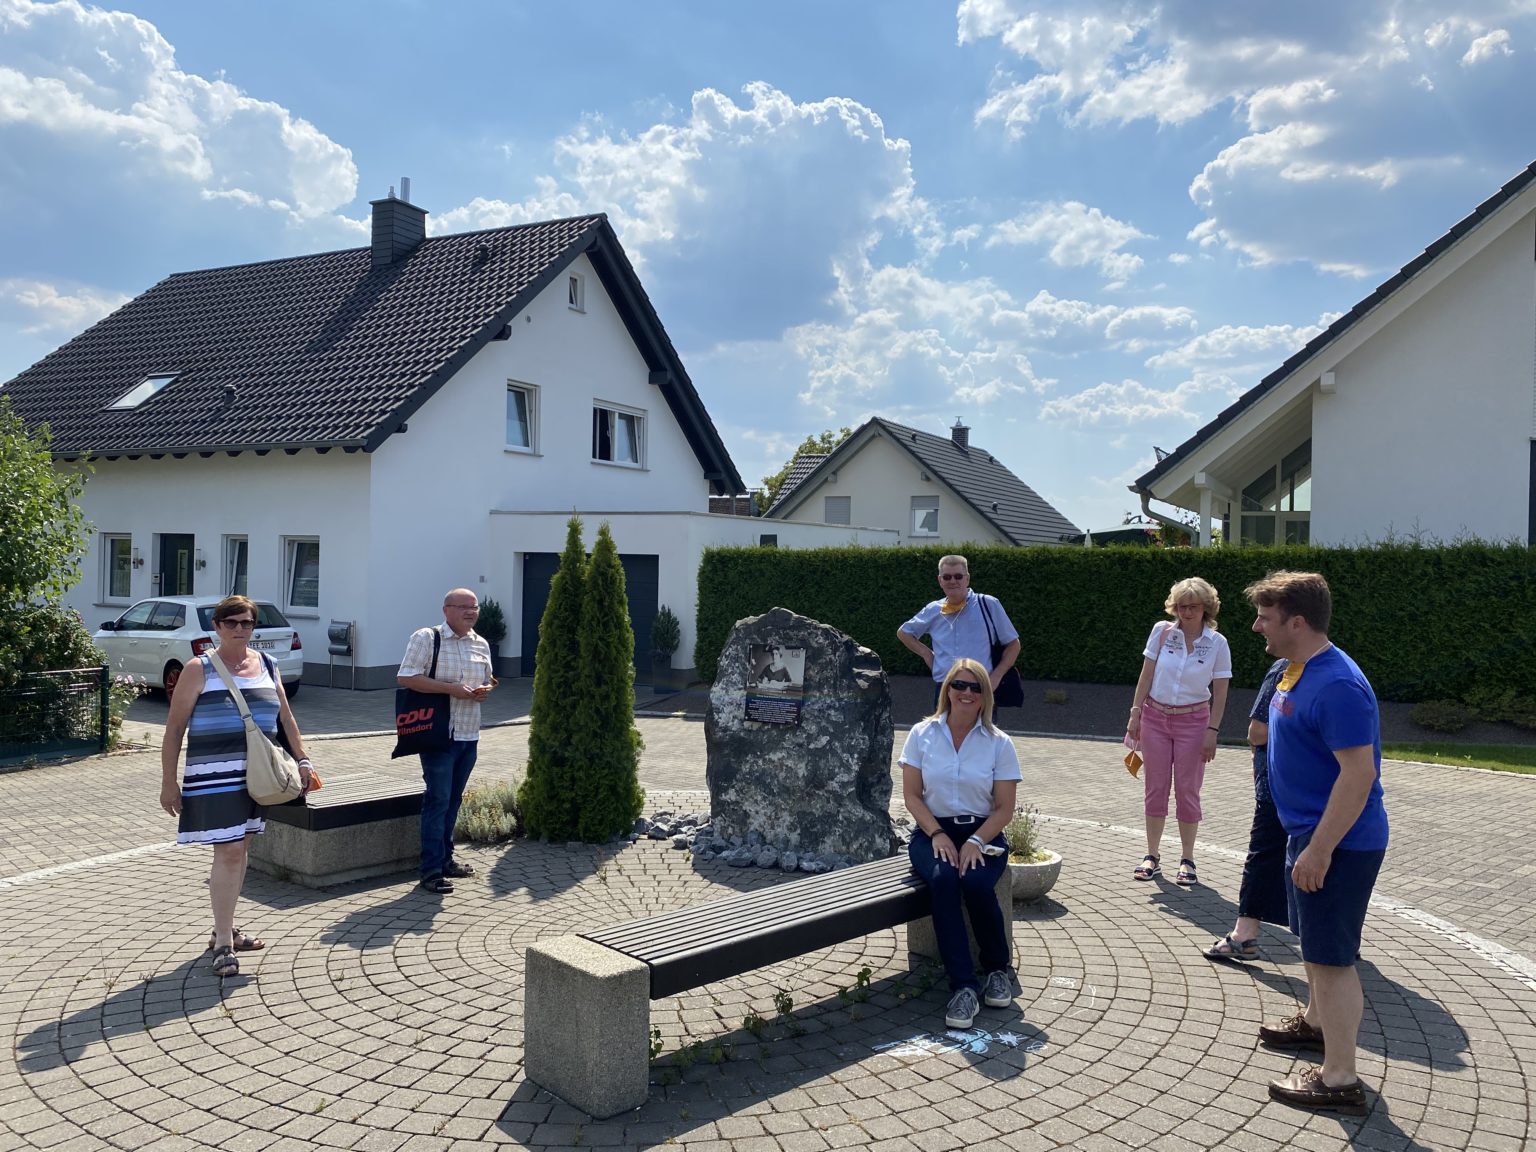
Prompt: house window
<box><xmin>1240</xmin><ymin>439</ymin><xmax>1312</xmax><ymax>545</ymax></box>
<box><xmin>107</xmin><ymin>373</ymin><xmax>176</xmax><ymax>410</ymax></box>
<box><xmin>506</xmin><ymin>382</ymin><xmax>539</xmax><ymax>452</ymax></box>
<box><xmin>102</xmin><ymin>535</ymin><xmax>132</xmax><ymax>600</ymax></box>
<box><xmin>224</xmin><ymin>536</ymin><xmax>249</xmax><ymax>596</ymax></box>
<box><xmin>592</xmin><ymin>403</ymin><xmax>644</xmax><ymax>467</ymax></box>
<box><xmin>911</xmin><ymin>496</ymin><xmax>940</xmax><ymax>537</ymax></box>
<box><xmin>759</xmin><ymin>534</ymin><xmax>778</xmax><ymax>548</ymax></box>
<box><xmin>568</xmin><ymin>273</ymin><xmax>585</xmax><ymax>312</ymax></box>
<box><xmin>283</xmin><ymin>537</ymin><xmax>320</xmax><ymax>611</ymax></box>
<box><xmin>825</xmin><ymin>495</ymin><xmax>851</xmax><ymax>525</ymax></box>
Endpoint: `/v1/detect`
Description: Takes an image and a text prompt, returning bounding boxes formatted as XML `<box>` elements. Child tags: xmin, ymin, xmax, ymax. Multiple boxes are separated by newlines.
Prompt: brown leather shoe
<box><xmin>1258</xmin><ymin>1012</ymin><xmax>1325</xmax><ymax>1050</ymax></box>
<box><xmin>1268</xmin><ymin>1067</ymin><xmax>1367</xmax><ymax>1115</ymax></box>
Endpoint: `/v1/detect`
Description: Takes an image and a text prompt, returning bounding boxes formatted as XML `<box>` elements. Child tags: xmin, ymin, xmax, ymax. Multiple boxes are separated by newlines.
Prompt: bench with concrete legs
<box><xmin>525</xmin><ymin>853</ymin><xmax>1012</xmax><ymax>1118</ymax></box>
<box><xmin>248</xmin><ymin>771</ymin><xmax>423</xmax><ymax>888</ymax></box>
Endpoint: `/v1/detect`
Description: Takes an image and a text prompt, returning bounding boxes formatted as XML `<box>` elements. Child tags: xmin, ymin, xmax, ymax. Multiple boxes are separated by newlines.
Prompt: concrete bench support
<box><xmin>524</xmin><ymin>936</ymin><xmax>650</xmax><ymax>1119</ymax></box>
<box><xmin>907</xmin><ymin>864</ymin><xmax>1014</xmax><ymax>967</ymax></box>
<box><xmin>247</xmin><ymin>772</ymin><xmax>423</xmax><ymax>889</ymax></box>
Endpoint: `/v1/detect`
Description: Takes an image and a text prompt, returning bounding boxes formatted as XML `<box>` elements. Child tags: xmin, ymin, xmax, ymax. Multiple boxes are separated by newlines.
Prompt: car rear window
<box><xmin>196</xmin><ymin>603</ymin><xmax>291</xmax><ymax>629</ymax></box>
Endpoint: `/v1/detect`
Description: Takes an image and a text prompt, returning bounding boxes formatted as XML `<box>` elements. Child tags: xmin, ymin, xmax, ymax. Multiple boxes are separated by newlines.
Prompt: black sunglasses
<box><xmin>949</xmin><ymin>679</ymin><xmax>983</xmax><ymax>694</ymax></box>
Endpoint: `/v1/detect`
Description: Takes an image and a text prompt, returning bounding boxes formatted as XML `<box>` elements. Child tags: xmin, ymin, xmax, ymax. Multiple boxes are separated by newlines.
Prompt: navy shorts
<box><xmin>1285</xmin><ymin>829</ymin><xmax>1384</xmax><ymax>966</ymax></box>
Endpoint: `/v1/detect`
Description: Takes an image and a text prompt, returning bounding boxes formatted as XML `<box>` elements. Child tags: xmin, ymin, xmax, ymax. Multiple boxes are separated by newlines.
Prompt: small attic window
<box><xmin>568</xmin><ymin>273</ymin><xmax>585</xmax><ymax>312</ymax></box>
<box><xmin>107</xmin><ymin>374</ymin><xmax>177</xmax><ymax>410</ymax></box>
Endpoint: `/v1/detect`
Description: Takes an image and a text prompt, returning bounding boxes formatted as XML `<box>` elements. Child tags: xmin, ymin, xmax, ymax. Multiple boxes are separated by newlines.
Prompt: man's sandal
<box><xmin>1175</xmin><ymin>858</ymin><xmax>1198</xmax><ymax>886</ymax></box>
<box><xmin>209</xmin><ymin>928</ymin><xmax>265</xmax><ymax>953</ymax></box>
<box><xmin>210</xmin><ymin>946</ymin><xmax>239</xmax><ymax>978</ymax></box>
<box><xmin>1133</xmin><ymin>854</ymin><xmax>1160</xmax><ymax>881</ymax></box>
<box><xmin>1203</xmin><ymin>933</ymin><xmax>1261</xmax><ymax>962</ymax></box>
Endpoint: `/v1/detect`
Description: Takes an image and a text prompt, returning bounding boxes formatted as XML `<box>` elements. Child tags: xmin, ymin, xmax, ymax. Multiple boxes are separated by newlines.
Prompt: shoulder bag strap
<box><xmin>206</xmin><ymin>648</ymin><xmax>255</xmax><ymax>721</ymax></box>
<box><xmin>977</xmin><ymin>594</ymin><xmax>998</xmax><ymax>647</ymax></box>
<box><xmin>429</xmin><ymin>627</ymin><xmax>442</xmax><ymax>679</ymax></box>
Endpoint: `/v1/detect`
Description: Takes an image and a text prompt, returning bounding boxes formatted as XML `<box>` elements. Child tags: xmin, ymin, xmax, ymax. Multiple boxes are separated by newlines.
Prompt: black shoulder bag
<box><xmin>392</xmin><ymin>628</ymin><xmax>452</xmax><ymax>758</ymax></box>
<box><xmin>978</xmin><ymin>594</ymin><xmax>1025</xmax><ymax>709</ymax></box>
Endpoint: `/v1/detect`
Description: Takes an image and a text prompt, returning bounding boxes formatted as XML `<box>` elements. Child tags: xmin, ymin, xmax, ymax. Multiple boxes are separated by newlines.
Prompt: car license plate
<box><xmin>253</xmin><ymin>639</ymin><xmax>275</xmax><ymax>650</ymax></box>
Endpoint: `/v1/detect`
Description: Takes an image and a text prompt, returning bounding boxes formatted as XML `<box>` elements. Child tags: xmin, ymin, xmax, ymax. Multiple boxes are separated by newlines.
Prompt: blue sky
<box><xmin>2</xmin><ymin>0</ymin><xmax>1533</xmax><ymax>531</ymax></box>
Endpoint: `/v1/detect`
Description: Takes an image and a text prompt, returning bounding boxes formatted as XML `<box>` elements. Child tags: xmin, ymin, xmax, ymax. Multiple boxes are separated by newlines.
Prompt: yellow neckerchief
<box><xmin>1277</xmin><ymin>643</ymin><xmax>1332</xmax><ymax>692</ymax></box>
<box><xmin>1277</xmin><ymin>661</ymin><xmax>1306</xmax><ymax>692</ymax></box>
<box><xmin>939</xmin><ymin>593</ymin><xmax>968</xmax><ymax>616</ymax></box>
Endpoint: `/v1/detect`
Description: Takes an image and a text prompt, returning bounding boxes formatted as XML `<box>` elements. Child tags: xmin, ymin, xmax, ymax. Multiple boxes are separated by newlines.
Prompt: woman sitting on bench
<box><xmin>900</xmin><ymin>658</ymin><xmax>1020</xmax><ymax>1029</ymax></box>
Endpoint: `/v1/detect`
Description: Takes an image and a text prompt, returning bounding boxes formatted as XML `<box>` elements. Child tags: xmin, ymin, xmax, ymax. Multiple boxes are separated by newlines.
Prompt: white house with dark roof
<box><xmin>1134</xmin><ymin>158</ymin><xmax>1536</xmax><ymax>548</ymax></box>
<box><xmin>765</xmin><ymin>417</ymin><xmax>1079</xmax><ymax>546</ymax></box>
<box><xmin>3</xmin><ymin>191</ymin><xmax>896</xmax><ymax>687</ymax></box>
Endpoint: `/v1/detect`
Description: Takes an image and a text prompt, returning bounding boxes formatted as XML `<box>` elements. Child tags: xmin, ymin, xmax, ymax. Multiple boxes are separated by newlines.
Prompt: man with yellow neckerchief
<box><xmin>1245</xmin><ymin>571</ymin><xmax>1387</xmax><ymax>1117</ymax></box>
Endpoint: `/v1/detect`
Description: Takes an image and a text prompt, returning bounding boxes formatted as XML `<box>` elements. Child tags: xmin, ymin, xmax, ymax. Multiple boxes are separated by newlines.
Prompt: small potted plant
<box><xmin>476</xmin><ymin>596</ymin><xmax>508</xmax><ymax>674</ymax></box>
<box><xmin>1004</xmin><ymin>806</ymin><xmax>1061</xmax><ymax>903</ymax></box>
<box><xmin>649</xmin><ymin>604</ymin><xmax>682</xmax><ymax>690</ymax></box>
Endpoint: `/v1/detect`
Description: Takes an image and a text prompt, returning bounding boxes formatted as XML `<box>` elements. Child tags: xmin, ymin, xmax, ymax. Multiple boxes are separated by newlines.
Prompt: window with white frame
<box><xmin>1240</xmin><ymin>439</ymin><xmax>1312</xmax><ymax>546</ymax></box>
<box><xmin>283</xmin><ymin>537</ymin><xmax>320</xmax><ymax>611</ymax></box>
<box><xmin>592</xmin><ymin>402</ymin><xmax>644</xmax><ymax>467</ymax></box>
<box><xmin>102</xmin><ymin>534</ymin><xmax>132</xmax><ymax>600</ymax></box>
<box><xmin>506</xmin><ymin>382</ymin><xmax>539</xmax><ymax>452</ymax></box>
<box><xmin>568</xmin><ymin>273</ymin><xmax>585</xmax><ymax>312</ymax></box>
<box><xmin>224</xmin><ymin>536</ymin><xmax>249</xmax><ymax>596</ymax></box>
<box><xmin>824</xmin><ymin>495</ymin><xmax>851</xmax><ymax>525</ymax></box>
<box><xmin>911</xmin><ymin>496</ymin><xmax>940</xmax><ymax>537</ymax></box>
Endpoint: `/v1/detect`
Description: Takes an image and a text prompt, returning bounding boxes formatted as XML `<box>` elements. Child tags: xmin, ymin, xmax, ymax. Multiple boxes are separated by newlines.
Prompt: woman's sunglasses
<box><xmin>949</xmin><ymin>679</ymin><xmax>982</xmax><ymax>695</ymax></box>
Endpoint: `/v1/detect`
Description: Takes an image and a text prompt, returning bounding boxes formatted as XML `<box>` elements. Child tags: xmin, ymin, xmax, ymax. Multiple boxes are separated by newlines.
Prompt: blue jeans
<box><xmin>1238</xmin><ymin>744</ymin><xmax>1289</xmax><ymax>926</ymax></box>
<box><xmin>909</xmin><ymin>816</ymin><xmax>1010</xmax><ymax>991</ymax></box>
<box><xmin>419</xmin><ymin>739</ymin><xmax>478</xmax><ymax>878</ymax></box>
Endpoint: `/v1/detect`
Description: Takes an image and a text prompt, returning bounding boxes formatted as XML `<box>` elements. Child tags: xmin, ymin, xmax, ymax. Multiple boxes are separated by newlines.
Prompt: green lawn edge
<box><xmin>1382</xmin><ymin>742</ymin><xmax>1536</xmax><ymax>775</ymax></box>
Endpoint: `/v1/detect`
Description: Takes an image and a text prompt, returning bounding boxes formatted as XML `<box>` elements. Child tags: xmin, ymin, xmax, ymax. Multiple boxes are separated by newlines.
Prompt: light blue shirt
<box><xmin>901</xmin><ymin>590</ymin><xmax>1019</xmax><ymax>683</ymax></box>
<box><xmin>899</xmin><ymin>715</ymin><xmax>1021</xmax><ymax>818</ymax></box>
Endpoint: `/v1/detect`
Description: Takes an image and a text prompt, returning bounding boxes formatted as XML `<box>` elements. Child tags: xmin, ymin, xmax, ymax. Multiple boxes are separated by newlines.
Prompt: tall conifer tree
<box><xmin>518</xmin><ymin>516</ymin><xmax>586</xmax><ymax>840</ymax></box>
<box><xmin>573</xmin><ymin>522</ymin><xmax>644</xmax><ymax>841</ymax></box>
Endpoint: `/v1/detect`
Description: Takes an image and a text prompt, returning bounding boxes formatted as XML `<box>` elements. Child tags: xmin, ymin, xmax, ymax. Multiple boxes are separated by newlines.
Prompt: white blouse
<box><xmin>1144</xmin><ymin>623</ymin><xmax>1232</xmax><ymax>706</ymax></box>
<box><xmin>899</xmin><ymin>715</ymin><xmax>1021</xmax><ymax>819</ymax></box>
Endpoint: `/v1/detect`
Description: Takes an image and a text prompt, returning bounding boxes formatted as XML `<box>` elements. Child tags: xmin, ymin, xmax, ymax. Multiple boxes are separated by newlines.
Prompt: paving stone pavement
<box><xmin>3</xmin><ymin>698</ymin><xmax>1535</xmax><ymax>1151</ymax></box>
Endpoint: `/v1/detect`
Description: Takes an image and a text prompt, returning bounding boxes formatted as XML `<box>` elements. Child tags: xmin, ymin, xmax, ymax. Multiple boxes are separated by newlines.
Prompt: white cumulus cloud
<box><xmin>987</xmin><ymin>200</ymin><xmax>1150</xmax><ymax>282</ymax></box>
<box><xmin>1144</xmin><ymin>317</ymin><xmax>1335</xmax><ymax>373</ymax></box>
<box><xmin>0</xmin><ymin>277</ymin><xmax>130</xmax><ymax>333</ymax></box>
<box><xmin>1040</xmin><ymin>372</ymin><xmax>1240</xmax><ymax>426</ymax></box>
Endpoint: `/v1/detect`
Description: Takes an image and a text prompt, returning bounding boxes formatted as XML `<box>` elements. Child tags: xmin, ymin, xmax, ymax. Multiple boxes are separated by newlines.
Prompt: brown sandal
<box><xmin>209</xmin><ymin>928</ymin><xmax>265</xmax><ymax>952</ymax></box>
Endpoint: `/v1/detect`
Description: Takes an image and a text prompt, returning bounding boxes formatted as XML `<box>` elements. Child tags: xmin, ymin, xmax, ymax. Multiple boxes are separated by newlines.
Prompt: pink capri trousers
<box><xmin>1141</xmin><ymin>700</ymin><xmax>1209</xmax><ymax>822</ymax></box>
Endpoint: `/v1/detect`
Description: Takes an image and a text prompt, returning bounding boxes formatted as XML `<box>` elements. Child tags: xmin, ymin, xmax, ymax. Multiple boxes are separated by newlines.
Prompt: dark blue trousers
<box><xmin>908</xmin><ymin>815</ymin><xmax>1010</xmax><ymax>991</ymax></box>
<box><xmin>1239</xmin><ymin>744</ymin><xmax>1289</xmax><ymax>926</ymax></box>
<box><xmin>419</xmin><ymin>739</ymin><xmax>478</xmax><ymax>878</ymax></box>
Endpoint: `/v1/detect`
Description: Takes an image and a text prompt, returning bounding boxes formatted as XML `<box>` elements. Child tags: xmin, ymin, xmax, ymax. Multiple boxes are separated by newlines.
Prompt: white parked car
<box><xmin>93</xmin><ymin>596</ymin><xmax>304</xmax><ymax>697</ymax></box>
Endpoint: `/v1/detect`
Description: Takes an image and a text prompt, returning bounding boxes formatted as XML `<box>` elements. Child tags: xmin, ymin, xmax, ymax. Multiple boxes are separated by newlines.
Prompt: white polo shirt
<box><xmin>1144</xmin><ymin>622</ymin><xmax>1232</xmax><ymax>706</ymax></box>
<box><xmin>899</xmin><ymin>715</ymin><xmax>1021</xmax><ymax>819</ymax></box>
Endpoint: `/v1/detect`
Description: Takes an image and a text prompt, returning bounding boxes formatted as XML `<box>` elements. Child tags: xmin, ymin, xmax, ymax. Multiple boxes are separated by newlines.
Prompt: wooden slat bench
<box><xmin>525</xmin><ymin>854</ymin><xmax>1011</xmax><ymax>1118</ymax></box>
<box><xmin>247</xmin><ymin>771</ymin><xmax>423</xmax><ymax>888</ymax></box>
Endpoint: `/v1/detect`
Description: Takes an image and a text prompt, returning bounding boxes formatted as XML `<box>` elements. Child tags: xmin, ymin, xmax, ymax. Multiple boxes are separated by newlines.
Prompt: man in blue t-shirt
<box><xmin>1245</xmin><ymin>570</ymin><xmax>1387</xmax><ymax>1117</ymax></box>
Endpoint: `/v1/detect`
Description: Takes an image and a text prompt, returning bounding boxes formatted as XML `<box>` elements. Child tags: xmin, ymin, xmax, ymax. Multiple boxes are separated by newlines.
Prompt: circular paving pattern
<box><xmin>3</xmin><ymin>799</ymin><xmax>1534</xmax><ymax>1152</ymax></box>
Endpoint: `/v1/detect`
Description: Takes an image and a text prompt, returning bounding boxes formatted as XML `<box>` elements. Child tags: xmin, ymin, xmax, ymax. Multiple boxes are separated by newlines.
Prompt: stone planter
<box><xmin>1007</xmin><ymin>850</ymin><xmax>1062</xmax><ymax>902</ymax></box>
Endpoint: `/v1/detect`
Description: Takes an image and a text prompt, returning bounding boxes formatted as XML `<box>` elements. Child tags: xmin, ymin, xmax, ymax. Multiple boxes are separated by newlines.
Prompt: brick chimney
<box><xmin>951</xmin><ymin>419</ymin><xmax>970</xmax><ymax>449</ymax></box>
<box><xmin>370</xmin><ymin>178</ymin><xmax>427</xmax><ymax>267</ymax></box>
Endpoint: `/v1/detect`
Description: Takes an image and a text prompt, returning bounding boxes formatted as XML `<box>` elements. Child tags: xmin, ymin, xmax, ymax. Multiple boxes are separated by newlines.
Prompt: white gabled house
<box><xmin>1135</xmin><ymin>159</ymin><xmax>1536</xmax><ymax>548</ymax></box>
<box><xmin>3</xmin><ymin>192</ymin><xmax>895</xmax><ymax>687</ymax></box>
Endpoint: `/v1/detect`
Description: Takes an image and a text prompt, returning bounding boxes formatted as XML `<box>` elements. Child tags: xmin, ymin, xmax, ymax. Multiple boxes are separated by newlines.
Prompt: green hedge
<box><xmin>694</xmin><ymin>542</ymin><xmax>1536</xmax><ymax>702</ymax></box>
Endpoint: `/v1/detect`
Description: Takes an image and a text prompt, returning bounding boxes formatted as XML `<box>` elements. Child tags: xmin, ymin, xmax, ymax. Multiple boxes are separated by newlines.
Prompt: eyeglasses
<box><xmin>939</xmin><ymin>572</ymin><xmax>968</xmax><ymax>582</ymax></box>
<box><xmin>1175</xmin><ymin>602</ymin><xmax>1203</xmax><ymax>612</ymax></box>
<box><xmin>218</xmin><ymin>618</ymin><xmax>256</xmax><ymax>630</ymax></box>
<box><xmin>446</xmin><ymin>603</ymin><xmax>479</xmax><ymax>611</ymax></box>
<box><xmin>949</xmin><ymin>679</ymin><xmax>982</xmax><ymax>695</ymax></box>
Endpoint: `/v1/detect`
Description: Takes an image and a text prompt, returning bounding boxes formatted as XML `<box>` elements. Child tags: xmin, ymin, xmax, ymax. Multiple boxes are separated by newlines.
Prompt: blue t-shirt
<box><xmin>1268</xmin><ymin>645</ymin><xmax>1388</xmax><ymax>850</ymax></box>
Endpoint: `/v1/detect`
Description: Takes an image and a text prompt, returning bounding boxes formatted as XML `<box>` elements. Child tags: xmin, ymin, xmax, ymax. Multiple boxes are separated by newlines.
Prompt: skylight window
<box><xmin>107</xmin><ymin>374</ymin><xmax>176</xmax><ymax>410</ymax></box>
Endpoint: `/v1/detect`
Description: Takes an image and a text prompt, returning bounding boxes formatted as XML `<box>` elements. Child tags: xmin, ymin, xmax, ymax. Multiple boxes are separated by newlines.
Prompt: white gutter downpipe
<box><xmin>1135</xmin><ymin>489</ymin><xmax>1199</xmax><ymax>547</ymax></box>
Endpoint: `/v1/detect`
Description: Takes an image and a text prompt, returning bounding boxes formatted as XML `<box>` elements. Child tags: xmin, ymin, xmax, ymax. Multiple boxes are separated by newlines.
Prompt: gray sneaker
<box><xmin>944</xmin><ymin>987</ymin><xmax>980</xmax><ymax>1029</ymax></box>
<box><xmin>982</xmin><ymin>969</ymin><xmax>1014</xmax><ymax>1008</ymax></box>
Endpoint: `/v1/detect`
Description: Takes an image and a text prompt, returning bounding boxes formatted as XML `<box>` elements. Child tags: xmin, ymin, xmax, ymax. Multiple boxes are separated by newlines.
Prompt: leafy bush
<box><xmin>1004</xmin><ymin>807</ymin><xmax>1046</xmax><ymax>863</ymax></box>
<box><xmin>1462</xmin><ymin>685</ymin><xmax>1536</xmax><ymax>731</ymax></box>
<box><xmin>1407</xmin><ymin>699</ymin><xmax>1477</xmax><ymax>733</ymax></box>
<box><xmin>694</xmin><ymin>540</ymin><xmax>1536</xmax><ymax>702</ymax></box>
<box><xmin>107</xmin><ymin>674</ymin><xmax>150</xmax><ymax>750</ymax></box>
<box><xmin>0</xmin><ymin>605</ymin><xmax>103</xmax><ymax>690</ymax></box>
<box><xmin>650</xmin><ymin>604</ymin><xmax>681</xmax><ymax>656</ymax></box>
<box><xmin>476</xmin><ymin>597</ymin><xmax>508</xmax><ymax>646</ymax></box>
<box><xmin>456</xmin><ymin>779</ymin><xmax>524</xmax><ymax>842</ymax></box>
<box><xmin>520</xmin><ymin>517</ymin><xmax>587</xmax><ymax>839</ymax></box>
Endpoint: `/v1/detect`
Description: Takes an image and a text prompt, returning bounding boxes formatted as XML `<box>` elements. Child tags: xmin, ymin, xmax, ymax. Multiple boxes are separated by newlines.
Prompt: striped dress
<box><xmin>177</xmin><ymin>652</ymin><xmax>279</xmax><ymax>845</ymax></box>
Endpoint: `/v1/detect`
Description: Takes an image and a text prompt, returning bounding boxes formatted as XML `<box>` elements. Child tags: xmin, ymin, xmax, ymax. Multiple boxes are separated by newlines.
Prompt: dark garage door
<box><xmin>520</xmin><ymin>552</ymin><xmax>660</xmax><ymax>684</ymax></box>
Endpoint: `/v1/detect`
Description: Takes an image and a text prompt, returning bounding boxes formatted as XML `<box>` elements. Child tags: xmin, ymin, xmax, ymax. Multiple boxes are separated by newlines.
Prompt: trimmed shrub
<box><xmin>1407</xmin><ymin>699</ymin><xmax>1477</xmax><ymax>733</ymax></box>
<box><xmin>573</xmin><ymin>523</ymin><xmax>645</xmax><ymax>842</ymax></box>
<box><xmin>693</xmin><ymin>540</ymin><xmax>1536</xmax><ymax>703</ymax></box>
<box><xmin>519</xmin><ymin>516</ymin><xmax>587</xmax><ymax>840</ymax></box>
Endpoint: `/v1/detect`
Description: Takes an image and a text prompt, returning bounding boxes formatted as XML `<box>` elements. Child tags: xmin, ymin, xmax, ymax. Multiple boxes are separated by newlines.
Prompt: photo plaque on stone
<box><xmin>744</xmin><ymin>643</ymin><xmax>805</xmax><ymax>725</ymax></box>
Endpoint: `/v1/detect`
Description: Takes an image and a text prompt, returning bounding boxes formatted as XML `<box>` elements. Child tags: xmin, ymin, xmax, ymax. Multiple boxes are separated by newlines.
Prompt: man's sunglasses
<box><xmin>949</xmin><ymin>679</ymin><xmax>983</xmax><ymax>694</ymax></box>
<box><xmin>939</xmin><ymin>572</ymin><xmax>968</xmax><ymax>581</ymax></box>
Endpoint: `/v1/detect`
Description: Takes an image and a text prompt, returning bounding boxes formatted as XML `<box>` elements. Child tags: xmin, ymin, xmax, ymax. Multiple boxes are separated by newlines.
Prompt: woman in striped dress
<box><xmin>159</xmin><ymin>595</ymin><xmax>312</xmax><ymax>977</ymax></box>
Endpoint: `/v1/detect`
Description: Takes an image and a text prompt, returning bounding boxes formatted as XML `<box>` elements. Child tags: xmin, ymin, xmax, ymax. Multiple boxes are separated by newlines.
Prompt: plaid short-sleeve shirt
<box><xmin>397</xmin><ymin>623</ymin><xmax>492</xmax><ymax>741</ymax></box>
